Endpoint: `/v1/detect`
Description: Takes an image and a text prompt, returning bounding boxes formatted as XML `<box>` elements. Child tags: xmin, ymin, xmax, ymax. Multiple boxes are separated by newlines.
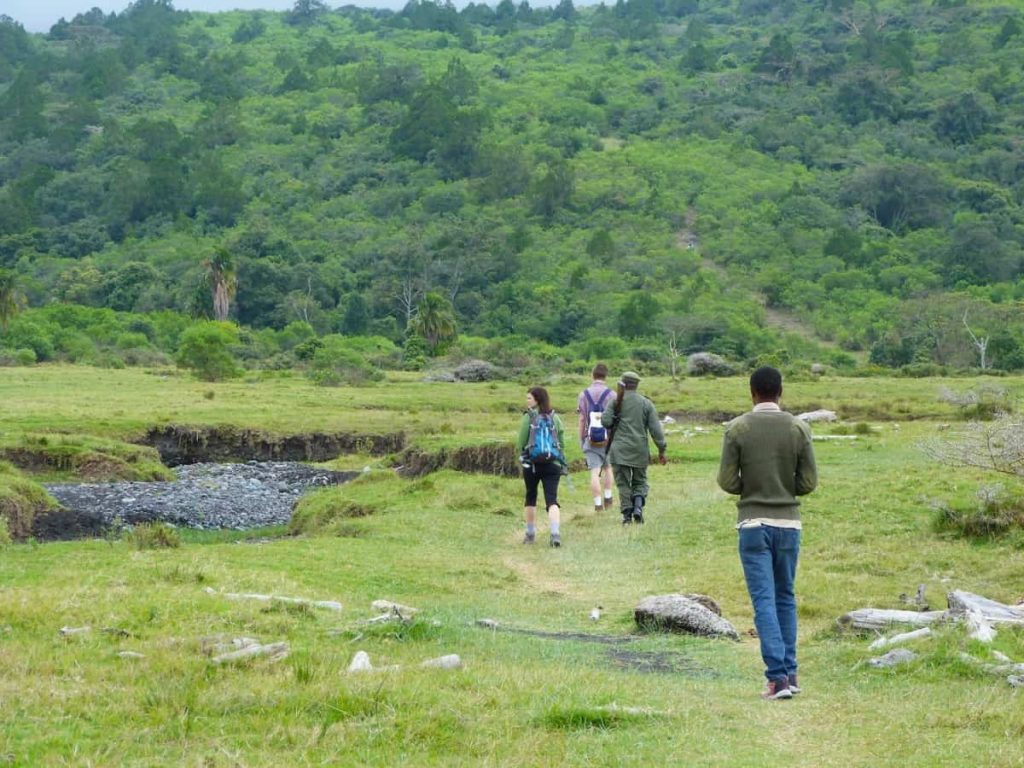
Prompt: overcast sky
<box><xmin>4</xmin><ymin>1</ymin><xmax>407</xmax><ymax>33</ymax></box>
<box><xmin>5</xmin><ymin>0</ymin><xmax>567</xmax><ymax>34</ymax></box>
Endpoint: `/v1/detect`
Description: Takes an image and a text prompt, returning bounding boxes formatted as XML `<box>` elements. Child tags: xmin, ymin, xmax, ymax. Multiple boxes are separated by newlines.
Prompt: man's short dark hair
<box><xmin>592</xmin><ymin>363</ymin><xmax>608</xmax><ymax>380</ymax></box>
<box><xmin>750</xmin><ymin>366</ymin><xmax>783</xmax><ymax>399</ymax></box>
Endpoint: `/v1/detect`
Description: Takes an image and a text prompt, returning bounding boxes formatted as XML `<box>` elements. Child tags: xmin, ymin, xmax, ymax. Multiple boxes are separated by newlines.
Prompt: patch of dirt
<box><xmin>30</xmin><ymin>507</ymin><xmax>109</xmax><ymax>541</ymax></box>
<box><xmin>140</xmin><ymin>425</ymin><xmax>405</xmax><ymax>466</ymax></box>
<box><xmin>76</xmin><ymin>455</ymin><xmax>133</xmax><ymax>482</ymax></box>
<box><xmin>503</xmin><ymin>627</ymin><xmax>637</xmax><ymax>645</ymax></box>
<box><xmin>607</xmin><ymin>649</ymin><xmax>716</xmax><ymax>677</ymax></box>
<box><xmin>504</xmin><ymin>558</ymin><xmax>576</xmax><ymax>598</ymax></box>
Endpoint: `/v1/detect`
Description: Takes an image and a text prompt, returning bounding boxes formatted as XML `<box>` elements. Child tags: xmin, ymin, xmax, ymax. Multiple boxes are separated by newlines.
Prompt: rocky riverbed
<box><xmin>38</xmin><ymin>462</ymin><xmax>359</xmax><ymax>540</ymax></box>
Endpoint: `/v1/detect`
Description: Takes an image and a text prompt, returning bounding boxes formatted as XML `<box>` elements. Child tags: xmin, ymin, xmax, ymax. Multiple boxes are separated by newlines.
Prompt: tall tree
<box><xmin>0</xmin><ymin>269</ymin><xmax>24</xmax><ymax>332</ymax></box>
<box><xmin>203</xmin><ymin>247</ymin><xmax>237</xmax><ymax>322</ymax></box>
<box><xmin>408</xmin><ymin>291</ymin><xmax>458</xmax><ymax>353</ymax></box>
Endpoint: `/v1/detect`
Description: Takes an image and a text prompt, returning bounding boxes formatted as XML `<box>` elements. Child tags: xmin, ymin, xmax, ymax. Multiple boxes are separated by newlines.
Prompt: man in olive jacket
<box><xmin>717</xmin><ymin>366</ymin><xmax>818</xmax><ymax>700</ymax></box>
<box><xmin>601</xmin><ymin>371</ymin><xmax>667</xmax><ymax>524</ymax></box>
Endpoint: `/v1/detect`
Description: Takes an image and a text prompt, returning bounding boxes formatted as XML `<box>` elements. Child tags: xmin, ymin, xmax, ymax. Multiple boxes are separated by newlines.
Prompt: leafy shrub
<box><xmin>14</xmin><ymin>348</ymin><xmax>36</xmax><ymax>366</ymax></box>
<box><xmin>309</xmin><ymin>335</ymin><xmax>383</xmax><ymax>386</ymax></box>
<box><xmin>176</xmin><ymin>321</ymin><xmax>241</xmax><ymax>381</ymax></box>
<box><xmin>125</xmin><ymin>522</ymin><xmax>181</xmax><ymax>550</ymax></box>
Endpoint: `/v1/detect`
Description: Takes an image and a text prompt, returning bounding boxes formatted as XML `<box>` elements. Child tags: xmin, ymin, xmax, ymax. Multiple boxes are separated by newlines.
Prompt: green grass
<box><xmin>1</xmin><ymin>365</ymin><xmax>1023</xmax><ymax>766</ymax></box>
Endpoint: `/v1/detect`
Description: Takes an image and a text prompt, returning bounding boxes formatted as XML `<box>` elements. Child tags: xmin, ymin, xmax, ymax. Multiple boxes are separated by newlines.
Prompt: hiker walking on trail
<box><xmin>716</xmin><ymin>366</ymin><xmax>818</xmax><ymax>701</ymax></box>
<box><xmin>601</xmin><ymin>371</ymin><xmax>667</xmax><ymax>525</ymax></box>
<box><xmin>517</xmin><ymin>386</ymin><xmax>566</xmax><ymax>548</ymax></box>
<box><xmin>577</xmin><ymin>363</ymin><xmax>616</xmax><ymax>513</ymax></box>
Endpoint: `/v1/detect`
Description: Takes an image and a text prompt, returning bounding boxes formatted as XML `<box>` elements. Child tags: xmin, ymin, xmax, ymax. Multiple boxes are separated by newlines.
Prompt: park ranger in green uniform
<box><xmin>601</xmin><ymin>371</ymin><xmax>667</xmax><ymax>525</ymax></box>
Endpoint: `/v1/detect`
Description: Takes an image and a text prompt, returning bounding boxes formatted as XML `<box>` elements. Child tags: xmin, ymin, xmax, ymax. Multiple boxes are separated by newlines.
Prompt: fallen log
<box><xmin>211</xmin><ymin>641</ymin><xmax>289</xmax><ymax>665</ymax></box>
<box><xmin>868</xmin><ymin>626</ymin><xmax>933</xmax><ymax>650</ymax></box>
<box><xmin>947</xmin><ymin>591</ymin><xmax>1024</xmax><ymax>625</ymax></box>
<box><xmin>838</xmin><ymin>609</ymin><xmax>947</xmax><ymax>632</ymax></box>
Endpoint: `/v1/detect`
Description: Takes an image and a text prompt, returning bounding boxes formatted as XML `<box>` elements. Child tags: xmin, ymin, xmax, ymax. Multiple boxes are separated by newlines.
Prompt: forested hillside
<box><xmin>1</xmin><ymin>0</ymin><xmax>1023</xmax><ymax>374</ymax></box>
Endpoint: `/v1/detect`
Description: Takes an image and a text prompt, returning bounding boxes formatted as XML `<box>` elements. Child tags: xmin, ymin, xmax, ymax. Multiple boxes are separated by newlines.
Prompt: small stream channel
<box><xmin>37</xmin><ymin>462</ymin><xmax>358</xmax><ymax>540</ymax></box>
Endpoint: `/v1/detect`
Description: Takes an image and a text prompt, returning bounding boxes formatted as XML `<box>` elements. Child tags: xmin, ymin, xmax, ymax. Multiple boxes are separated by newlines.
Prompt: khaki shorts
<box><xmin>582</xmin><ymin>441</ymin><xmax>609</xmax><ymax>471</ymax></box>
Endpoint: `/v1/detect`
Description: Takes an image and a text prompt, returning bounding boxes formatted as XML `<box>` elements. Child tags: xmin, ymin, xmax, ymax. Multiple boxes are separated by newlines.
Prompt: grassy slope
<box><xmin>0</xmin><ymin>365</ymin><xmax>1023</xmax><ymax>765</ymax></box>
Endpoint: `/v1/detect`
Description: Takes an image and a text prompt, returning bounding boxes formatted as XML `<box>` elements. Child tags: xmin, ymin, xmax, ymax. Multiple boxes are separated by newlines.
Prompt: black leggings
<box><xmin>523</xmin><ymin>461</ymin><xmax>561</xmax><ymax>509</ymax></box>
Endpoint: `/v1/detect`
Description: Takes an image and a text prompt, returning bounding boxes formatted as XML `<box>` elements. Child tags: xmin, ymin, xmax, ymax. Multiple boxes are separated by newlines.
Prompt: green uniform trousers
<box><xmin>612</xmin><ymin>463</ymin><xmax>648</xmax><ymax>512</ymax></box>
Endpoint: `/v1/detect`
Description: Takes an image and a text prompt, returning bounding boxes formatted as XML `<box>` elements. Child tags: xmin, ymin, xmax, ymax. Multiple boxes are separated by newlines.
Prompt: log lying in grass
<box><xmin>211</xmin><ymin>640</ymin><xmax>289</xmax><ymax>665</ymax></box>
<box><xmin>203</xmin><ymin>586</ymin><xmax>342</xmax><ymax>611</ymax></box>
<box><xmin>958</xmin><ymin>653</ymin><xmax>1024</xmax><ymax>687</ymax></box>
<box><xmin>947</xmin><ymin>591</ymin><xmax>1024</xmax><ymax>625</ymax></box>
<box><xmin>868</xmin><ymin>626</ymin><xmax>933</xmax><ymax>650</ymax></box>
<box><xmin>840</xmin><ymin>591</ymin><xmax>1024</xmax><ymax>633</ymax></box>
<box><xmin>838</xmin><ymin>609</ymin><xmax>947</xmax><ymax>632</ymax></box>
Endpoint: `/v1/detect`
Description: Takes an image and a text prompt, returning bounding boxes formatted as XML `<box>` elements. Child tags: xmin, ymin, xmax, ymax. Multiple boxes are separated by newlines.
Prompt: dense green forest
<box><xmin>1</xmin><ymin>0</ymin><xmax>1023</xmax><ymax>376</ymax></box>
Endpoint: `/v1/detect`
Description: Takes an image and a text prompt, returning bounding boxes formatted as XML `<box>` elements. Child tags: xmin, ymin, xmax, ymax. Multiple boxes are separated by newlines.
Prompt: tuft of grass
<box><xmin>0</xmin><ymin>461</ymin><xmax>59</xmax><ymax>539</ymax></box>
<box><xmin>0</xmin><ymin>433</ymin><xmax>173</xmax><ymax>482</ymax></box>
<box><xmin>537</xmin><ymin>703</ymin><xmax>657</xmax><ymax>731</ymax></box>
<box><xmin>289</xmin><ymin>490</ymin><xmax>379</xmax><ymax>535</ymax></box>
<box><xmin>932</xmin><ymin>485</ymin><xmax>1024</xmax><ymax>538</ymax></box>
<box><xmin>125</xmin><ymin>522</ymin><xmax>181</xmax><ymax>550</ymax></box>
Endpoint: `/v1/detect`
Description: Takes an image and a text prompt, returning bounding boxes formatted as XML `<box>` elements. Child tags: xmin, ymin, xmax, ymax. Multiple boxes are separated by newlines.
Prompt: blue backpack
<box><xmin>583</xmin><ymin>388</ymin><xmax>612</xmax><ymax>447</ymax></box>
<box><xmin>527</xmin><ymin>412</ymin><xmax>564</xmax><ymax>464</ymax></box>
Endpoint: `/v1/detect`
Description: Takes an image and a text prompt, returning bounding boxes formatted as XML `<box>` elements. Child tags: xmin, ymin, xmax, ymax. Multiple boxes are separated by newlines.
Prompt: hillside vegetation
<box><xmin>1</xmin><ymin>0</ymin><xmax>1024</xmax><ymax>373</ymax></box>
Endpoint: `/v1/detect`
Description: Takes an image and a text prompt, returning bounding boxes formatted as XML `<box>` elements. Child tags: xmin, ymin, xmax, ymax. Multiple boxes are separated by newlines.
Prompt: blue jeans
<box><xmin>738</xmin><ymin>525</ymin><xmax>800</xmax><ymax>683</ymax></box>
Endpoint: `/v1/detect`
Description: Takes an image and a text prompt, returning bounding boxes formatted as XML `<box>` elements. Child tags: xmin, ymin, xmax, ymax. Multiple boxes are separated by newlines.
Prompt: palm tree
<box><xmin>0</xmin><ymin>269</ymin><xmax>24</xmax><ymax>332</ymax></box>
<box><xmin>408</xmin><ymin>291</ymin><xmax>458</xmax><ymax>353</ymax></box>
<box><xmin>203</xmin><ymin>247</ymin><xmax>237</xmax><ymax>322</ymax></box>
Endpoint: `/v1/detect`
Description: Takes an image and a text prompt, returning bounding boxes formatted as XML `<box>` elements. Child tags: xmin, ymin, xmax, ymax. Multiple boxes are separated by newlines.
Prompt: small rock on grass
<box><xmin>868</xmin><ymin>648</ymin><xmax>918</xmax><ymax>668</ymax></box>
<box><xmin>421</xmin><ymin>654</ymin><xmax>461</xmax><ymax>670</ymax></box>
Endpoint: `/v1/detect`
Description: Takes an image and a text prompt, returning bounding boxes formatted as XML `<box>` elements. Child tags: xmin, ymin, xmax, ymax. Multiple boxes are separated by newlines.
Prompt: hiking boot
<box><xmin>522</xmin><ymin>531</ymin><xmax>535</xmax><ymax>545</ymax></box>
<box><xmin>632</xmin><ymin>509</ymin><xmax>644</xmax><ymax>524</ymax></box>
<box><xmin>787</xmin><ymin>674</ymin><xmax>801</xmax><ymax>695</ymax></box>
<box><xmin>594</xmin><ymin>504</ymin><xmax>604</xmax><ymax>513</ymax></box>
<box><xmin>603</xmin><ymin>498</ymin><xmax>614</xmax><ymax>511</ymax></box>
<box><xmin>761</xmin><ymin>679</ymin><xmax>792</xmax><ymax>701</ymax></box>
<box><xmin>549</xmin><ymin>533</ymin><xmax>561</xmax><ymax>548</ymax></box>
<box><xmin>621</xmin><ymin>510</ymin><xmax>633</xmax><ymax>525</ymax></box>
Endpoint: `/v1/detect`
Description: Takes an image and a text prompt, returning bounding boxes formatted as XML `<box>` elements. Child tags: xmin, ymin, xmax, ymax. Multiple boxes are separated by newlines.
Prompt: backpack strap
<box><xmin>584</xmin><ymin>388</ymin><xmax>612</xmax><ymax>411</ymax></box>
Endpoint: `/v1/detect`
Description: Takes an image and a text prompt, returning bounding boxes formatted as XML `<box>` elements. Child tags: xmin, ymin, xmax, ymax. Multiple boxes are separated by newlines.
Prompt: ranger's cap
<box><xmin>620</xmin><ymin>371</ymin><xmax>641</xmax><ymax>385</ymax></box>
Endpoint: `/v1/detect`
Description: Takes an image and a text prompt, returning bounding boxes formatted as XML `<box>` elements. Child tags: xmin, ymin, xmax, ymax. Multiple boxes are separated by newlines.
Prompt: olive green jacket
<box><xmin>601</xmin><ymin>390</ymin><xmax>666</xmax><ymax>467</ymax></box>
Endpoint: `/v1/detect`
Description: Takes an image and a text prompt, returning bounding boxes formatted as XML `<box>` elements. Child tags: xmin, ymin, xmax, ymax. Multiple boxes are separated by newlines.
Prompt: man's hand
<box><xmin>658</xmin><ymin>452</ymin><xmax>667</xmax><ymax>465</ymax></box>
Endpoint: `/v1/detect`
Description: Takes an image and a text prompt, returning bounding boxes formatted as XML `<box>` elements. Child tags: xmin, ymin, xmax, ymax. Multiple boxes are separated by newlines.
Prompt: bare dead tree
<box><xmin>962</xmin><ymin>310</ymin><xmax>990</xmax><ymax>370</ymax></box>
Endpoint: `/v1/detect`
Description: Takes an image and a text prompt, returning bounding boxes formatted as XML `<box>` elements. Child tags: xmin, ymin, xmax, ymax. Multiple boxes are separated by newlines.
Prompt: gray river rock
<box><xmin>39</xmin><ymin>462</ymin><xmax>359</xmax><ymax>539</ymax></box>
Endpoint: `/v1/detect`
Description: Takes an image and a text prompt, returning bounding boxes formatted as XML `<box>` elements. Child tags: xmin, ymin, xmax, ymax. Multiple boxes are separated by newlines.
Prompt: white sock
<box><xmin>604</xmin><ymin>491</ymin><xmax>613</xmax><ymax>500</ymax></box>
<box><xmin>594</xmin><ymin>496</ymin><xmax>603</xmax><ymax>507</ymax></box>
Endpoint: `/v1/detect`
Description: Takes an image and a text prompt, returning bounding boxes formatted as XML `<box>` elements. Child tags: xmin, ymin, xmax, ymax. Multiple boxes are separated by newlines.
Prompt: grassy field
<box><xmin>1</xmin><ymin>365</ymin><xmax>1023</xmax><ymax>766</ymax></box>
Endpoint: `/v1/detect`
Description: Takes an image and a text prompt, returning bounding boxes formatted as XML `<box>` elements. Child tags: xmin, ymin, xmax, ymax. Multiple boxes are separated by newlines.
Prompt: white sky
<box><xmin>4</xmin><ymin>0</ymin><xmax>568</xmax><ymax>34</ymax></box>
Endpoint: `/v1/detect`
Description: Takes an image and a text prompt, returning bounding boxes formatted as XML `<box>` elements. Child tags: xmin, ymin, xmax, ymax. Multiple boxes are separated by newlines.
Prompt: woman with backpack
<box><xmin>517</xmin><ymin>386</ymin><xmax>566</xmax><ymax>548</ymax></box>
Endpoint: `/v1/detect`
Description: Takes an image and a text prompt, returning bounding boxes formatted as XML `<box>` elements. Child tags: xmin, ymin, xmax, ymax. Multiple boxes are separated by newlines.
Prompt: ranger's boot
<box><xmin>631</xmin><ymin>495</ymin><xmax>646</xmax><ymax>524</ymax></box>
